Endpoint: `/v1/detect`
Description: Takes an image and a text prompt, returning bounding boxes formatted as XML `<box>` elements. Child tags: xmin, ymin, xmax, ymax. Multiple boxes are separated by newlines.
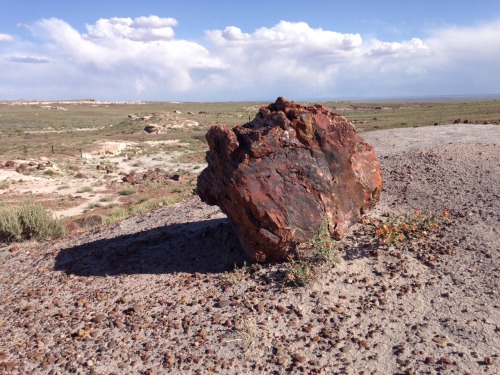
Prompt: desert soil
<box><xmin>0</xmin><ymin>124</ymin><xmax>499</xmax><ymax>374</ymax></box>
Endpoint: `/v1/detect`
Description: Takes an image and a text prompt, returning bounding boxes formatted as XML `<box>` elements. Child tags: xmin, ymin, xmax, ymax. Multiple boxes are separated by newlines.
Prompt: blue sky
<box><xmin>1</xmin><ymin>0</ymin><xmax>500</xmax><ymax>101</ymax></box>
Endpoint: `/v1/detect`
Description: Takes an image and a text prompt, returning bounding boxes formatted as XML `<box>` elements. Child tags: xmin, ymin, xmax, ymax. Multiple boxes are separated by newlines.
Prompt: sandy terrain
<box><xmin>0</xmin><ymin>124</ymin><xmax>498</xmax><ymax>374</ymax></box>
<box><xmin>0</xmin><ymin>140</ymin><xmax>205</xmax><ymax>219</ymax></box>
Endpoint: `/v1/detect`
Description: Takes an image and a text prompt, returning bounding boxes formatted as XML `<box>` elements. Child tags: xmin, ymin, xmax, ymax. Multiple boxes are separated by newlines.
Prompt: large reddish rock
<box><xmin>197</xmin><ymin>97</ymin><xmax>382</xmax><ymax>262</ymax></box>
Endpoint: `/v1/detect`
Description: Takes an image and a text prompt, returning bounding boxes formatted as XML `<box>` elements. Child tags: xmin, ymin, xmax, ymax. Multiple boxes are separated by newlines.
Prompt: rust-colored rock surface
<box><xmin>197</xmin><ymin>97</ymin><xmax>382</xmax><ymax>262</ymax></box>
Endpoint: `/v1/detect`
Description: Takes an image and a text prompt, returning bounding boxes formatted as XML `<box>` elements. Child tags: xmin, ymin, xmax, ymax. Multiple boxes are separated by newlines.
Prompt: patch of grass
<box><xmin>43</xmin><ymin>169</ymin><xmax>55</xmax><ymax>176</ymax></box>
<box><xmin>0</xmin><ymin>180</ymin><xmax>10</xmax><ymax>190</ymax></box>
<box><xmin>118</xmin><ymin>187</ymin><xmax>136</xmax><ymax>196</ymax></box>
<box><xmin>129</xmin><ymin>195</ymin><xmax>152</xmax><ymax>205</ymax></box>
<box><xmin>103</xmin><ymin>207</ymin><xmax>129</xmax><ymax>223</ymax></box>
<box><xmin>0</xmin><ymin>202</ymin><xmax>65</xmax><ymax>244</ymax></box>
<box><xmin>86</xmin><ymin>202</ymin><xmax>101</xmax><ymax>210</ymax></box>
<box><xmin>77</xmin><ymin>186</ymin><xmax>93</xmax><ymax>193</ymax></box>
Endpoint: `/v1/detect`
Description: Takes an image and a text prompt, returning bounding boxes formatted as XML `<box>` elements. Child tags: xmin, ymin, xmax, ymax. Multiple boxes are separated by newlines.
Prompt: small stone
<box><xmin>424</xmin><ymin>356</ymin><xmax>435</xmax><ymax>364</ymax></box>
<box><xmin>119</xmin><ymin>294</ymin><xmax>132</xmax><ymax>304</ymax></box>
<box><xmin>277</xmin><ymin>356</ymin><xmax>288</xmax><ymax>365</ymax></box>
<box><xmin>92</xmin><ymin>314</ymin><xmax>106</xmax><ymax>323</ymax></box>
<box><xmin>396</xmin><ymin>358</ymin><xmax>407</xmax><ymax>366</ymax></box>
<box><xmin>291</xmin><ymin>353</ymin><xmax>307</xmax><ymax>363</ymax></box>
<box><xmin>217</xmin><ymin>299</ymin><xmax>230</xmax><ymax>308</ymax></box>
<box><xmin>359</xmin><ymin>340</ymin><xmax>370</xmax><ymax>350</ymax></box>
<box><xmin>164</xmin><ymin>353</ymin><xmax>175</xmax><ymax>366</ymax></box>
<box><xmin>1</xmin><ymin>362</ymin><xmax>18</xmax><ymax>371</ymax></box>
<box><xmin>484</xmin><ymin>357</ymin><xmax>494</xmax><ymax>365</ymax></box>
<box><xmin>438</xmin><ymin>357</ymin><xmax>454</xmax><ymax>365</ymax></box>
<box><xmin>130</xmin><ymin>304</ymin><xmax>142</xmax><ymax>313</ymax></box>
<box><xmin>276</xmin><ymin>305</ymin><xmax>286</xmax><ymax>313</ymax></box>
<box><xmin>432</xmin><ymin>336</ymin><xmax>448</xmax><ymax>346</ymax></box>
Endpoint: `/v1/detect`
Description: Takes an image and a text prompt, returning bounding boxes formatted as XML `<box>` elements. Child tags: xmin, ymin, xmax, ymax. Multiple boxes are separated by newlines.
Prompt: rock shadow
<box><xmin>54</xmin><ymin>218</ymin><xmax>249</xmax><ymax>276</ymax></box>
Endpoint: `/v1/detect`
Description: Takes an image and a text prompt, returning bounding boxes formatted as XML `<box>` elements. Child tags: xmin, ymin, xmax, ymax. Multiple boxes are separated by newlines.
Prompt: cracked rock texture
<box><xmin>197</xmin><ymin>97</ymin><xmax>382</xmax><ymax>261</ymax></box>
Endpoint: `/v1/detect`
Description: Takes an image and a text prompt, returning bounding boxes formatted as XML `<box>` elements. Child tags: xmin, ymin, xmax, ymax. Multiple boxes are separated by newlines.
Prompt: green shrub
<box><xmin>17</xmin><ymin>203</ymin><xmax>65</xmax><ymax>241</ymax></box>
<box><xmin>0</xmin><ymin>202</ymin><xmax>65</xmax><ymax>244</ymax></box>
<box><xmin>0</xmin><ymin>205</ymin><xmax>22</xmax><ymax>243</ymax></box>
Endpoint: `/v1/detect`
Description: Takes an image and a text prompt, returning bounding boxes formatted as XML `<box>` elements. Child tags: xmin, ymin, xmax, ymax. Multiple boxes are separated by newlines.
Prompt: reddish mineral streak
<box><xmin>197</xmin><ymin>97</ymin><xmax>383</xmax><ymax>262</ymax></box>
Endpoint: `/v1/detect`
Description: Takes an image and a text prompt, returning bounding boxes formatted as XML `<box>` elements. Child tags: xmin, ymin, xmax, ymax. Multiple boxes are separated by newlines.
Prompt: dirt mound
<box><xmin>128</xmin><ymin>112</ymin><xmax>199</xmax><ymax>133</ymax></box>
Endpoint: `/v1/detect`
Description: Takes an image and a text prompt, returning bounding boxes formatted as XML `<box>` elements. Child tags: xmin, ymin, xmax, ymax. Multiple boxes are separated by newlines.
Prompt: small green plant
<box><xmin>235</xmin><ymin>316</ymin><xmax>257</xmax><ymax>345</ymax></box>
<box><xmin>374</xmin><ymin>210</ymin><xmax>450</xmax><ymax>246</ymax></box>
<box><xmin>0</xmin><ymin>180</ymin><xmax>10</xmax><ymax>190</ymax></box>
<box><xmin>220</xmin><ymin>262</ymin><xmax>249</xmax><ymax>285</ymax></box>
<box><xmin>283</xmin><ymin>259</ymin><xmax>314</xmax><ymax>287</ymax></box>
<box><xmin>309</xmin><ymin>218</ymin><xmax>338</xmax><ymax>264</ymax></box>
<box><xmin>282</xmin><ymin>218</ymin><xmax>338</xmax><ymax>288</ymax></box>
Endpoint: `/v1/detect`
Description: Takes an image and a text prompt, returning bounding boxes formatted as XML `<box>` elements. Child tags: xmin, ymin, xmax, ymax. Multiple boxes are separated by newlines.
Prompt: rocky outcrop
<box><xmin>197</xmin><ymin>97</ymin><xmax>382</xmax><ymax>262</ymax></box>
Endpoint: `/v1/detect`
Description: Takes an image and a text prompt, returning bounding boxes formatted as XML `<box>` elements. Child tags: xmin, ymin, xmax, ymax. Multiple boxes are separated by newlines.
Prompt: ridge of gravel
<box><xmin>0</xmin><ymin>124</ymin><xmax>499</xmax><ymax>374</ymax></box>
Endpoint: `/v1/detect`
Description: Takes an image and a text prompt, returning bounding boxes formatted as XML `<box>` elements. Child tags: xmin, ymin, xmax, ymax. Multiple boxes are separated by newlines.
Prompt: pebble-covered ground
<box><xmin>0</xmin><ymin>124</ymin><xmax>499</xmax><ymax>374</ymax></box>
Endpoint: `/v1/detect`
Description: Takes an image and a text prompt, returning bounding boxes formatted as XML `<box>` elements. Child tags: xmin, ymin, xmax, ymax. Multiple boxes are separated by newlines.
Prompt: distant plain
<box><xmin>0</xmin><ymin>98</ymin><xmax>499</xmax><ymax>228</ymax></box>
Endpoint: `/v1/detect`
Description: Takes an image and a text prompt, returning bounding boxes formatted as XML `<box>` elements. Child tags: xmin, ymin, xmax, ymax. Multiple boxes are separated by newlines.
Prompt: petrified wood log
<box><xmin>197</xmin><ymin>97</ymin><xmax>382</xmax><ymax>262</ymax></box>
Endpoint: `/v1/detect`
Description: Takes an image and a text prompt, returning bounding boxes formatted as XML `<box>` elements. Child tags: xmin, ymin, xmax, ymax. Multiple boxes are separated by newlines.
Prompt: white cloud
<box><xmin>131</xmin><ymin>15</ymin><xmax>177</xmax><ymax>29</ymax></box>
<box><xmin>207</xmin><ymin>21</ymin><xmax>363</xmax><ymax>54</ymax></box>
<box><xmin>203</xmin><ymin>21</ymin><xmax>433</xmax><ymax>99</ymax></box>
<box><xmin>369</xmin><ymin>38</ymin><xmax>431</xmax><ymax>57</ymax></box>
<box><xmin>0</xmin><ymin>17</ymin><xmax>499</xmax><ymax>100</ymax></box>
<box><xmin>0</xmin><ymin>33</ymin><xmax>14</xmax><ymax>42</ymax></box>
<box><xmin>3</xmin><ymin>17</ymin><xmax>226</xmax><ymax>99</ymax></box>
<box><xmin>85</xmin><ymin>16</ymin><xmax>177</xmax><ymax>42</ymax></box>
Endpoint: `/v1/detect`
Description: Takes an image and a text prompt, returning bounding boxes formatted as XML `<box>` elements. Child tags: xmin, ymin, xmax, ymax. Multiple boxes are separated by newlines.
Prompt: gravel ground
<box><xmin>0</xmin><ymin>124</ymin><xmax>499</xmax><ymax>374</ymax></box>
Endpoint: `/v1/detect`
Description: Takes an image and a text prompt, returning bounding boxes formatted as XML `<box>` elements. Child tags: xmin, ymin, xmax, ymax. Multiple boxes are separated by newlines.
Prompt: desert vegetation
<box><xmin>0</xmin><ymin>99</ymin><xmax>499</xmax><ymax>244</ymax></box>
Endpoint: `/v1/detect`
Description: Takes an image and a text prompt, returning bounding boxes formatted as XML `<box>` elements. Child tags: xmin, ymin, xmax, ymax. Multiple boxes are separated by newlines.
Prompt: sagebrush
<box><xmin>0</xmin><ymin>202</ymin><xmax>65</xmax><ymax>243</ymax></box>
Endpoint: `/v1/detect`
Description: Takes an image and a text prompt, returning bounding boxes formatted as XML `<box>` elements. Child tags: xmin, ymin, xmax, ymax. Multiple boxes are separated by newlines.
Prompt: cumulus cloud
<box><xmin>4</xmin><ymin>16</ymin><xmax>226</xmax><ymax>99</ymax></box>
<box><xmin>0</xmin><ymin>33</ymin><xmax>14</xmax><ymax>42</ymax></box>
<box><xmin>85</xmin><ymin>16</ymin><xmax>177</xmax><ymax>42</ymax></box>
<box><xmin>203</xmin><ymin>21</ymin><xmax>433</xmax><ymax>99</ymax></box>
<box><xmin>0</xmin><ymin>16</ymin><xmax>499</xmax><ymax>100</ymax></box>
<box><xmin>207</xmin><ymin>21</ymin><xmax>363</xmax><ymax>54</ymax></box>
<box><xmin>131</xmin><ymin>15</ymin><xmax>177</xmax><ymax>29</ymax></box>
<box><xmin>369</xmin><ymin>38</ymin><xmax>431</xmax><ymax>57</ymax></box>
